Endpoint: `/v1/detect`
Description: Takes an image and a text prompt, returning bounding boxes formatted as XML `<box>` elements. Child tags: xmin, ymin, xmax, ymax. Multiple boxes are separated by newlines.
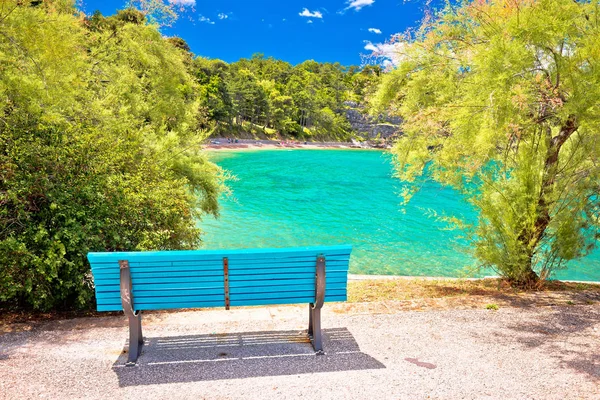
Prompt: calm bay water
<box><xmin>202</xmin><ymin>149</ymin><xmax>600</xmax><ymax>281</ymax></box>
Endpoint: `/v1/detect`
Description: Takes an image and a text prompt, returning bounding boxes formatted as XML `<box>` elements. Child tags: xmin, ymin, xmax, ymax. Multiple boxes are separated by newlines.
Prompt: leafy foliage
<box><xmin>375</xmin><ymin>0</ymin><xmax>600</xmax><ymax>286</ymax></box>
<box><xmin>0</xmin><ymin>1</ymin><xmax>224</xmax><ymax>310</ymax></box>
<box><xmin>192</xmin><ymin>54</ymin><xmax>382</xmax><ymax>141</ymax></box>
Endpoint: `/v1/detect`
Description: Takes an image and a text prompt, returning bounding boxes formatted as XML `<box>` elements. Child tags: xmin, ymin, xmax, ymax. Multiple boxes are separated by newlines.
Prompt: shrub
<box><xmin>0</xmin><ymin>1</ymin><xmax>224</xmax><ymax>310</ymax></box>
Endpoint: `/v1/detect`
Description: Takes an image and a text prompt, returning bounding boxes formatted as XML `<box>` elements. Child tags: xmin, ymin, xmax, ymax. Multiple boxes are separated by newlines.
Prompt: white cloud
<box><xmin>368</xmin><ymin>28</ymin><xmax>382</xmax><ymax>34</ymax></box>
<box><xmin>299</xmin><ymin>8</ymin><xmax>323</xmax><ymax>19</ymax></box>
<box><xmin>218</xmin><ymin>13</ymin><xmax>228</xmax><ymax>20</ymax></box>
<box><xmin>363</xmin><ymin>39</ymin><xmax>403</xmax><ymax>66</ymax></box>
<box><xmin>168</xmin><ymin>0</ymin><xmax>195</xmax><ymax>6</ymax></box>
<box><xmin>307</xmin><ymin>20</ymin><xmax>313</xmax><ymax>24</ymax></box>
<box><xmin>363</xmin><ymin>41</ymin><xmax>377</xmax><ymax>52</ymax></box>
<box><xmin>346</xmin><ymin>0</ymin><xmax>374</xmax><ymax>11</ymax></box>
<box><xmin>199</xmin><ymin>15</ymin><xmax>215</xmax><ymax>24</ymax></box>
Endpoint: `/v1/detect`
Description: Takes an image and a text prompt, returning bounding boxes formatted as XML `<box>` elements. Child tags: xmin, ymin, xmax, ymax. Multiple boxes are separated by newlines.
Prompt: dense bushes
<box><xmin>0</xmin><ymin>1</ymin><xmax>224</xmax><ymax>310</ymax></box>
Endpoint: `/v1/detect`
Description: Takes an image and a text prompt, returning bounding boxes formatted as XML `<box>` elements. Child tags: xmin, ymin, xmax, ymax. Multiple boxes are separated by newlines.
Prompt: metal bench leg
<box><xmin>120</xmin><ymin>260</ymin><xmax>143</xmax><ymax>365</ymax></box>
<box><xmin>127</xmin><ymin>312</ymin><xmax>143</xmax><ymax>364</ymax></box>
<box><xmin>308</xmin><ymin>303</ymin><xmax>313</xmax><ymax>337</ymax></box>
<box><xmin>138</xmin><ymin>312</ymin><xmax>143</xmax><ymax>344</ymax></box>
<box><xmin>309</xmin><ymin>306</ymin><xmax>324</xmax><ymax>354</ymax></box>
<box><xmin>308</xmin><ymin>255</ymin><xmax>326</xmax><ymax>355</ymax></box>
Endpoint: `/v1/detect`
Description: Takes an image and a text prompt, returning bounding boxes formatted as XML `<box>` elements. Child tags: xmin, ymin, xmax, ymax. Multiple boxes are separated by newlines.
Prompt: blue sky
<box><xmin>78</xmin><ymin>0</ymin><xmax>435</xmax><ymax>66</ymax></box>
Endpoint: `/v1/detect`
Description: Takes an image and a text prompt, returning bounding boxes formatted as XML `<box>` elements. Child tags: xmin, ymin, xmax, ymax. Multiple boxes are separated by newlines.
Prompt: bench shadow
<box><xmin>113</xmin><ymin>328</ymin><xmax>384</xmax><ymax>386</ymax></box>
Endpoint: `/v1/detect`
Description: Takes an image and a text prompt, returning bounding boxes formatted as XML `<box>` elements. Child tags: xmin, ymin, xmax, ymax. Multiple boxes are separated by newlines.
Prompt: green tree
<box><xmin>227</xmin><ymin>68</ymin><xmax>268</xmax><ymax>126</ymax></box>
<box><xmin>349</xmin><ymin>65</ymin><xmax>382</xmax><ymax>104</ymax></box>
<box><xmin>192</xmin><ymin>58</ymin><xmax>233</xmax><ymax>125</ymax></box>
<box><xmin>0</xmin><ymin>1</ymin><xmax>224</xmax><ymax>310</ymax></box>
<box><xmin>375</xmin><ymin>0</ymin><xmax>600</xmax><ymax>286</ymax></box>
<box><xmin>196</xmin><ymin>53</ymin><xmax>367</xmax><ymax>140</ymax></box>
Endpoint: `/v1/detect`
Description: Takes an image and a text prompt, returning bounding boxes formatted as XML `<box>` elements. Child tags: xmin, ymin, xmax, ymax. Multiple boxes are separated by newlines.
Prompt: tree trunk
<box><xmin>515</xmin><ymin>115</ymin><xmax>578</xmax><ymax>286</ymax></box>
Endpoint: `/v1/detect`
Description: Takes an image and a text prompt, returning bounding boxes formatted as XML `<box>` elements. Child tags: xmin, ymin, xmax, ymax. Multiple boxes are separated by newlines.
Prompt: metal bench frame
<box><xmin>118</xmin><ymin>255</ymin><xmax>327</xmax><ymax>365</ymax></box>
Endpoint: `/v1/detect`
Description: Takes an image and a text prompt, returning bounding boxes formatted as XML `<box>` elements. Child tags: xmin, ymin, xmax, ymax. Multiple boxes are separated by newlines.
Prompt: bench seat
<box><xmin>88</xmin><ymin>245</ymin><xmax>352</xmax><ymax>364</ymax></box>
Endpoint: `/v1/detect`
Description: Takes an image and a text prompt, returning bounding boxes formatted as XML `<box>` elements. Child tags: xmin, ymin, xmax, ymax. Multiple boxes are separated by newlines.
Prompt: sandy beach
<box><xmin>204</xmin><ymin>139</ymin><xmax>383</xmax><ymax>151</ymax></box>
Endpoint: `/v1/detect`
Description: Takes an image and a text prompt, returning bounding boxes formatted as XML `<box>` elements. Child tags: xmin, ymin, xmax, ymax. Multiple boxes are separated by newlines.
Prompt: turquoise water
<box><xmin>202</xmin><ymin>150</ymin><xmax>600</xmax><ymax>281</ymax></box>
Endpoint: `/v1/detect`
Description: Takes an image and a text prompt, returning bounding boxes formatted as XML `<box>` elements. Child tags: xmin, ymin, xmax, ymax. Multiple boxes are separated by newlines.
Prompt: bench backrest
<box><xmin>88</xmin><ymin>245</ymin><xmax>352</xmax><ymax>312</ymax></box>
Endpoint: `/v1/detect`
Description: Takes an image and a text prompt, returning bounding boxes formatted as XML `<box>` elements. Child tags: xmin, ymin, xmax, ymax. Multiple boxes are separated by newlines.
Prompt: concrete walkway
<box><xmin>1</xmin><ymin>303</ymin><xmax>599</xmax><ymax>399</ymax></box>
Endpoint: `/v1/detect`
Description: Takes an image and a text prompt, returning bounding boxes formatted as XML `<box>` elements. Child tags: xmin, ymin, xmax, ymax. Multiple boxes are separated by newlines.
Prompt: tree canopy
<box><xmin>0</xmin><ymin>1</ymin><xmax>224</xmax><ymax>310</ymax></box>
<box><xmin>192</xmin><ymin>54</ymin><xmax>382</xmax><ymax>141</ymax></box>
<box><xmin>375</xmin><ymin>0</ymin><xmax>600</xmax><ymax>286</ymax></box>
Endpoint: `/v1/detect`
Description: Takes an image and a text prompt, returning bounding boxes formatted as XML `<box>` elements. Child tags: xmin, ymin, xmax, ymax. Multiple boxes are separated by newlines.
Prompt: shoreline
<box><xmin>348</xmin><ymin>274</ymin><xmax>600</xmax><ymax>285</ymax></box>
<box><xmin>204</xmin><ymin>139</ymin><xmax>388</xmax><ymax>151</ymax></box>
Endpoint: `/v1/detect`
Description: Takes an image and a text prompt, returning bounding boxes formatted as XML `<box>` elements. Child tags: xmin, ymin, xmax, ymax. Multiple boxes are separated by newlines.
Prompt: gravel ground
<box><xmin>1</xmin><ymin>303</ymin><xmax>599</xmax><ymax>400</ymax></box>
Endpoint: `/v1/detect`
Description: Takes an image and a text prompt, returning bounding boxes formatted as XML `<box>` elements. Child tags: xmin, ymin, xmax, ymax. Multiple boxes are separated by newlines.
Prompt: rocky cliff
<box><xmin>344</xmin><ymin>101</ymin><xmax>402</xmax><ymax>139</ymax></box>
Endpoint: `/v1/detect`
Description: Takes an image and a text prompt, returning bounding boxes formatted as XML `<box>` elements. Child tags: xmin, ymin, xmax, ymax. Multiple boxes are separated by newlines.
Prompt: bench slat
<box><xmin>92</xmin><ymin>270</ymin><xmax>225</xmax><ymax>279</ymax></box>
<box><xmin>96</xmin><ymin>293</ymin><xmax>347</xmax><ymax>312</ymax></box>
<box><xmin>230</xmin><ymin>281</ymin><xmax>346</xmax><ymax>294</ymax></box>
<box><xmin>95</xmin><ymin>287</ymin><xmax>227</xmax><ymax>301</ymax></box>
<box><xmin>97</xmin><ymin>300</ymin><xmax>226</xmax><ymax>312</ymax></box>
<box><xmin>229</xmin><ymin>270</ymin><xmax>347</xmax><ymax>282</ymax></box>
<box><xmin>228</xmin><ymin>265</ymin><xmax>348</xmax><ymax>276</ymax></box>
<box><xmin>229</xmin><ymin>295</ymin><xmax>347</xmax><ymax>307</ymax></box>
<box><xmin>116</xmin><ymin>294</ymin><xmax>227</xmax><ymax>305</ymax></box>
<box><xmin>94</xmin><ymin>282</ymin><xmax>226</xmax><ymax>293</ymax></box>
<box><xmin>231</xmin><ymin>289</ymin><xmax>347</xmax><ymax>302</ymax></box>
<box><xmin>90</xmin><ymin>261</ymin><xmax>225</xmax><ymax>271</ymax></box>
<box><xmin>100</xmin><ymin>289</ymin><xmax>348</xmax><ymax>306</ymax></box>
<box><xmin>226</xmin><ymin>255</ymin><xmax>350</xmax><ymax>266</ymax></box>
<box><xmin>229</xmin><ymin>276</ymin><xmax>347</xmax><ymax>288</ymax></box>
<box><xmin>93</xmin><ymin>275</ymin><xmax>225</xmax><ymax>286</ymax></box>
<box><xmin>88</xmin><ymin>245</ymin><xmax>351</xmax><ymax>264</ymax></box>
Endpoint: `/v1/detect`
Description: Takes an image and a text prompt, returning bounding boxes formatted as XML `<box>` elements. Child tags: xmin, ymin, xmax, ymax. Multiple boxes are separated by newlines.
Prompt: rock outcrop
<box><xmin>344</xmin><ymin>101</ymin><xmax>402</xmax><ymax>139</ymax></box>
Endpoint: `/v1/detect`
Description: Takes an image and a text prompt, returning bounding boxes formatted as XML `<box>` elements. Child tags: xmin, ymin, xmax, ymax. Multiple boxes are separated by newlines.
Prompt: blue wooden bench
<box><xmin>87</xmin><ymin>245</ymin><xmax>352</xmax><ymax>364</ymax></box>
